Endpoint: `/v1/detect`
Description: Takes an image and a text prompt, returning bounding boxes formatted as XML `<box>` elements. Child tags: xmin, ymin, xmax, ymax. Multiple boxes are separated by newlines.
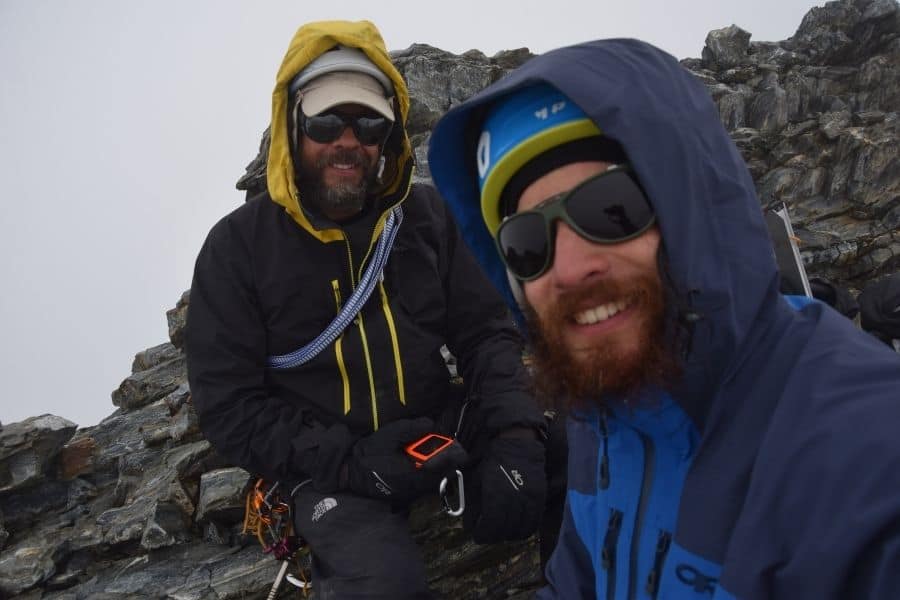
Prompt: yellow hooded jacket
<box><xmin>266</xmin><ymin>19</ymin><xmax>414</xmax><ymax>244</ymax></box>
<box><xmin>186</xmin><ymin>20</ymin><xmax>543</xmax><ymax>489</ymax></box>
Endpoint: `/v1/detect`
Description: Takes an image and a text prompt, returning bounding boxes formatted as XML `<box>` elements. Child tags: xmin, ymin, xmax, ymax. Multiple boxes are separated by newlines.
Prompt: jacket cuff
<box><xmin>294</xmin><ymin>423</ymin><xmax>357</xmax><ymax>492</ymax></box>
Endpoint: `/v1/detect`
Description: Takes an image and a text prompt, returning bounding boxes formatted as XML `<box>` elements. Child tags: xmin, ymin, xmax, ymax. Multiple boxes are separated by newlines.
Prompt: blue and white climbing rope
<box><xmin>267</xmin><ymin>206</ymin><xmax>404</xmax><ymax>369</ymax></box>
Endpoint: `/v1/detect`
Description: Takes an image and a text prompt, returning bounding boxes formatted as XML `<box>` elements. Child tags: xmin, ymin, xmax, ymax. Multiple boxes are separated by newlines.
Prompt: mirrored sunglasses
<box><xmin>496</xmin><ymin>165</ymin><xmax>656</xmax><ymax>281</ymax></box>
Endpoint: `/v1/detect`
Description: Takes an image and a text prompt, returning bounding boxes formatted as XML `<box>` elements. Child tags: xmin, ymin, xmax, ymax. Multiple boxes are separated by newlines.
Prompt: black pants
<box><xmin>292</xmin><ymin>487</ymin><xmax>433</xmax><ymax>599</ymax></box>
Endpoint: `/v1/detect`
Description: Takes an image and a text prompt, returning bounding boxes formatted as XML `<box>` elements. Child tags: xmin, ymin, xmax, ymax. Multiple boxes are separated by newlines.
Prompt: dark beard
<box><xmin>297</xmin><ymin>148</ymin><xmax>378</xmax><ymax>219</ymax></box>
<box><xmin>524</xmin><ymin>271</ymin><xmax>681</xmax><ymax>410</ymax></box>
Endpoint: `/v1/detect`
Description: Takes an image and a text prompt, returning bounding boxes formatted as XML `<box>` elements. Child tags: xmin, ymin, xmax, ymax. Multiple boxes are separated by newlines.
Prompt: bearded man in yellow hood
<box><xmin>185</xmin><ymin>20</ymin><xmax>556</xmax><ymax>598</ymax></box>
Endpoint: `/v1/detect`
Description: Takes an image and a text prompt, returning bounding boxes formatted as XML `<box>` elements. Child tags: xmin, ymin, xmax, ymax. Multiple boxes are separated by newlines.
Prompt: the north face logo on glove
<box><xmin>311</xmin><ymin>497</ymin><xmax>338</xmax><ymax>522</ymax></box>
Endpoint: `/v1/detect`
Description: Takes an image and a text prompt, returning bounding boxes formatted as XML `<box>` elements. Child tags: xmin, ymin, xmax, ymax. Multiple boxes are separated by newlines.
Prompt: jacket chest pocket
<box><xmin>259</xmin><ymin>274</ymin><xmax>344</xmax><ymax>355</ymax></box>
<box><xmin>384</xmin><ymin>241</ymin><xmax>445</xmax><ymax>328</ymax></box>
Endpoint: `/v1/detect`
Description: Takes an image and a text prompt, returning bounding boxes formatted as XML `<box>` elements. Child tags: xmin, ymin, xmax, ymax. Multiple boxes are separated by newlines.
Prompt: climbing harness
<box><xmin>242</xmin><ymin>478</ymin><xmax>313</xmax><ymax>598</ymax></box>
<box><xmin>267</xmin><ymin>206</ymin><xmax>403</xmax><ymax>369</ymax></box>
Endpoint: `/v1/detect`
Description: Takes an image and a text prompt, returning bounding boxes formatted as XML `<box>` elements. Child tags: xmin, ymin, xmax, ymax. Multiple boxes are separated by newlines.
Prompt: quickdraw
<box><xmin>242</xmin><ymin>478</ymin><xmax>313</xmax><ymax>598</ymax></box>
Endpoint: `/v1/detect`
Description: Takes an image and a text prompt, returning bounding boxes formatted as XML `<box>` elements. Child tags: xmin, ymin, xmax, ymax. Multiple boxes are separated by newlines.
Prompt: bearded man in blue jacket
<box><xmin>427</xmin><ymin>38</ymin><xmax>900</xmax><ymax>599</ymax></box>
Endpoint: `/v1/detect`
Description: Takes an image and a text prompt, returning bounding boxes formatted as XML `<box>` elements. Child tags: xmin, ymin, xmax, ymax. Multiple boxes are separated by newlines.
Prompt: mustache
<box><xmin>551</xmin><ymin>278</ymin><xmax>651</xmax><ymax>319</ymax></box>
<box><xmin>318</xmin><ymin>148</ymin><xmax>367</xmax><ymax>168</ymax></box>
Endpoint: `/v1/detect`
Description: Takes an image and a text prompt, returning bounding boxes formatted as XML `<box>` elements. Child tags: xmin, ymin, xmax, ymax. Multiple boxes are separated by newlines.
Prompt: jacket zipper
<box><xmin>645</xmin><ymin>530</ymin><xmax>672</xmax><ymax>599</ymax></box>
<box><xmin>344</xmin><ymin>171</ymin><xmax>415</xmax><ymax>431</ymax></box>
<box><xmin>629</xmin><ymin>432</ymin><xmax>655</xmax><ymax>600</ymax></box>
<box><xmin>343</xmin><ymin>236</ymin><xmax>381</xmax><ymax>431</ymax></box>
<box><xmin>356</xmin><ymin>314</ymin><xmax>380</xmax><ymax>430</ymax></box>
<box><xmin>344</xmin><ymin>195</ymin><xmax>412</xmax><ymax>431</ymax></box>
<box><xmin>331</xmin><ymin>280</ymin><xmax>351</xmax><ymax>414</ymax></box>
<box><xmin>378</xmin><ymin>278</ymin><xmax>405</xmax><ymax>405</ymax></box>
<box><xmin>602</xmin><ymin>508</ymin><xmax>623</xmax><ymax>598</ymax></box>
<box><xmin>600</xmin><ymin>410</ymin><xmax>611</xmax><ymax>489</ymax></box>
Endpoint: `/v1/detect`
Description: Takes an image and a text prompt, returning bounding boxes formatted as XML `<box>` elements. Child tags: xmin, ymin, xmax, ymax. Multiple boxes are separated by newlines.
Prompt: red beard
<box><xmin>524</xmin><ymin>270</ymin><xmax>681</xmax><ymax>408</ymax></box>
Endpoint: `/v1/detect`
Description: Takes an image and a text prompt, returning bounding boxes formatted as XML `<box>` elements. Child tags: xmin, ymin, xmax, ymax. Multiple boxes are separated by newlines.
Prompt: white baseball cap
<box><xmin>299</xmin><ymin>71</ymin><xmax>395</xmax><ymax>121</ymax></box>
<box><xmin>290</xmin><ymin>46</ymin><xmax>395</xmax><ymax>121</ymax></box>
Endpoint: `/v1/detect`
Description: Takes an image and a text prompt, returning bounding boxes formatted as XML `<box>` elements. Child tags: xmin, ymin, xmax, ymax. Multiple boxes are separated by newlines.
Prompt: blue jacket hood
<box><xmin>428</xmin><ymin>38</ymin><xmax>785</xmax><ymax>423</ymax></box>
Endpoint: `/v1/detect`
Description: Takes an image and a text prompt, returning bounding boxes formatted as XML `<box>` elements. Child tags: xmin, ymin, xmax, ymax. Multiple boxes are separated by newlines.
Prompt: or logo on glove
<box><xmin>465</xmin><ymin>436</ymin><xmax>547</xmax><ymax>543</ymax></box>
<box><xmin>371</xmin><ymin>473</ymin><xmax>394</xmax><ymax>497</ymax></box>
<box><xmin>504</xmin><ymin>467</ymin><xmax>525</xmax><ymax>488</ymax></box>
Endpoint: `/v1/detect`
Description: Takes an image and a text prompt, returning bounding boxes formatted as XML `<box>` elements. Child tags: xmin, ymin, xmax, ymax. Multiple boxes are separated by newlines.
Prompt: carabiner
<box><xmin>439</xmin><ymin>469</ymin><xmax>465</xmax><ymax>517</ymax></box>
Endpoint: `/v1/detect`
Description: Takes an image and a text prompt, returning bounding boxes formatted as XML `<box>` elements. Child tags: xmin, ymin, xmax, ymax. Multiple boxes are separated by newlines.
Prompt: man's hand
<box><xmin>465</xmin><ymin>434</ymin><xmax>547</xmax><ymax>543</ymax></box>
<box><xmin>345</xmin><ymin>418</ymin><xmax>467</xmax><ymax>503</ymax></box>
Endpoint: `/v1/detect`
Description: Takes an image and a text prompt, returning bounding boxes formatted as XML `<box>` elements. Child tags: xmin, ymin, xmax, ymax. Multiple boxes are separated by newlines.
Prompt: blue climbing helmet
<box><xmin>476</xmin><ymin>83</ymin><xmax>602</xmax><ymax>235</ymax></box>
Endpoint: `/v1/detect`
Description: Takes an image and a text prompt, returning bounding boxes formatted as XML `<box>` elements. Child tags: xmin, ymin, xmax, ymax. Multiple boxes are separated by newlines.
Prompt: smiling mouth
<box><xmin>573</xmin><ymin>299</ymin><xmax>630</xmax><ymax>325</ymax></box>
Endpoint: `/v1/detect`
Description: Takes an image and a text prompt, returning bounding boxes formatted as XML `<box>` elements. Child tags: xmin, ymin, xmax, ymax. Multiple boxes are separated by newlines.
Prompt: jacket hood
<box><xmin>428</xmin><ymin>39</ymin><xmax>784</xmax><ymax>421</ymax></box>
<box><xmin>266</xmin><ymin>20</ymin><xmax>414</xmax><ymax>242</ymax></box>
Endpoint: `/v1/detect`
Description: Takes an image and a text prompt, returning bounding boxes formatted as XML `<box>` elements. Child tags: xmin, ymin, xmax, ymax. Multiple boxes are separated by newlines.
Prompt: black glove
<box><xmin>465</xmin><ymin>435</ymin><xmax>547</xmax><ymax>543</ymax></box>
<box><xmin>345</xmin><ymin>417</ymin><xmax>468</xmax><ymax>503</ymax></box>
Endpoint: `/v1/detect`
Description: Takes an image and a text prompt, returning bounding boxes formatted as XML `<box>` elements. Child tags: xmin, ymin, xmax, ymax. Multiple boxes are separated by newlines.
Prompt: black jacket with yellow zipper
<box><xmin>184</xmin><ymin>20</ymin><xmax>543</xmax><ymax>491</ymax></box>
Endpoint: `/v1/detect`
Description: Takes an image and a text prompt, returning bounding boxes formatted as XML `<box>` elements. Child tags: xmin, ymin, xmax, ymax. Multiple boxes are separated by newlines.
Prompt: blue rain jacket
<box><xmin>427</xmin><ymin>39</ymin><xmax>900</xmax><ymax>599</ymax></box>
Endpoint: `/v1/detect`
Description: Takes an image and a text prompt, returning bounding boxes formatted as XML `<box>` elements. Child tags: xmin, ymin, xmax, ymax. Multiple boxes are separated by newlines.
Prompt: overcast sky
<box><xmin>1</xmin><ymin>0</ymin><xmax>826</xmax><ymax>428</ymax></box>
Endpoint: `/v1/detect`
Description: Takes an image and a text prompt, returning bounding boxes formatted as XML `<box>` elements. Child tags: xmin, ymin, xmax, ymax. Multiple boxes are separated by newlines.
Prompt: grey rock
<box><xmin>65</xmin><ymin>477</ymin><xmax>97</xmax><ymax>511</ymax></box>
<box><xmin>820</xmin><ymin>110</ymin><xmax>853</xmax><ymax>139</ymax></box>
<box><xmin>163</xmin><ymin>440</ymin><xmax>215</xmax><ymax>479</ymax></box>
<box><xmin>702</xmin><ymin>25</ymin><xmax>752</xmax><ymax>68</ymax></box>
<box><xmin>170</xmin><ymin>399</ymin><xmax>201</xmax><ymax>442</ymax></box>
<box><xmin>140</xmin><ymin>500</ymin><xmax>192</xmax><ymax>551</ymax></box>
<box><xmin>717</xmin><ymin>91</ymin><xmax>749</xmax><ymax>129</ymax></box>
<box><xmin>0</xmin><ymin>478</ymin><xmax>70</xmax><ymax>533</ymax></box>
<box><xmin>759</xmin><ymin>166</ymin><xmax>804</xmax><ymax>206</ymax></box>
<box><xmin>111</xmin><ymin>355</ymin><xmax>187</xmax><ymax>411</ymax></box>
<box><xmin>855</xmin><ymin>109</ymin><xmax>887</xmax><ymax>124</ymax></box>
<box><xmin>0</xmin><ymin>414</ymin><xmax>77</xmax><ymax>493</ymax></box>
<box><xmin>747</xmin><ymin>84</ymin><xmax>790</xmax><ymax>132</ymax></box>
<box><xmin>95</xmin><ymin>497</ymin><xmax>155</xmax><ymax>546</ymax></box>
<box><xmin>0</xmin><ymin>542</ymin><xmax>57</xmax><ymax>596</ymax></box>
<box><xmin>788</xmin><ymin>0</ymin><xmax>899</xmax><ymax>64</ymax></box>
<box><xmin>392</xmin><ymin>43</ymin><xmax>531</xmax><ymax>137</ymax></box>
<box><xmin>195</xmin><ymin>467</ymin><xmax>250</xmax><ymax>524</ymax></box>
<box><xmin>132</xmin><ymin>342</ymin><xmax>181</xmax><ymax>374</ymax></box>
<box><xmin>752</xmin><ymin>43</ymin><xmax>806</xmax><ymax>70</ymax></box>
<box><xmin>167</xmin><ymin>290</ymin><xmax>190</xmax><ymax>350</ymax></box>
<box><xmin>0</xmin><ymin>514</ymin><xmax>7</xmax><ymax>551</ymax></box>
<box><xmin>165</xmin><ymin>382</ymin><xmax>192</xmax><ymax>417</ymax></box>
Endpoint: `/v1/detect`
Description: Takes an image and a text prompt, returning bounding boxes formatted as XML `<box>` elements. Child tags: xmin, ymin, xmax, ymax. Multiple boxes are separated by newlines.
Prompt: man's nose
<box><xmin>549</xmin><ymin>220</ymin><xmax>610</xmax><ymax>287</ymax></box>
<box><xmin>333</xmin><ymin>124</ymin><xmax>362</xmax><ymax>147</ymax></box>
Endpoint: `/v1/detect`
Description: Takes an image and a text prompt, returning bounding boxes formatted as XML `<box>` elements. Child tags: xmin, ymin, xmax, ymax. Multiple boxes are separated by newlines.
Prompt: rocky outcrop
<box><xmin>2</xmin><ymin>1</ymin><xmax>898</xmax><ymax>598</ymax></box>
<box><xmin>685</xmin><ymin>0</ymin><xmax>900</xmax><ymax>287</ymax></box>
<box><xmin>0</xmin><ymin>300</ymin><xmax>542</xmax><ymax>599</ymax></box>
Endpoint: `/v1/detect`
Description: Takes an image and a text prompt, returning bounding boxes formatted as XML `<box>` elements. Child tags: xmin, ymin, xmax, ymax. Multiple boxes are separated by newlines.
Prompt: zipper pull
<box><xmin>331</xmin><ymin>280</ymin><xmax>343</xmax><ymax>311</ymax></box>
<box><xmin>645</xmin><ymin>530</ymin><xmax>673</xmax><ymax>598</ymax></box>
<box><xmin>601</xmin><ymin>509</ymin><xmax>623</xmax><ymax>571</ymax></box>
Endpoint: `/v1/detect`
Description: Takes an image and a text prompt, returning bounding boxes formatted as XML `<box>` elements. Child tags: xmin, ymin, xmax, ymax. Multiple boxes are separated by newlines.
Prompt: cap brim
<box><xmin>300</xmin><ymin>82</ymin><xmax>395</xmax><ymax>121</ymax></box>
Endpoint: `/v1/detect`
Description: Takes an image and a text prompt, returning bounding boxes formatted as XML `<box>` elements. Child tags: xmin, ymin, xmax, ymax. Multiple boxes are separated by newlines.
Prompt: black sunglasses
<box><xmin>301</xmin><ymin>111</ymin><xmax>393</xmax><ymax>146</ymax></box>
<box><xmin>496</xmin><ymin>165</ymin><xmax>656</xmax><ymax>281</ymax></box>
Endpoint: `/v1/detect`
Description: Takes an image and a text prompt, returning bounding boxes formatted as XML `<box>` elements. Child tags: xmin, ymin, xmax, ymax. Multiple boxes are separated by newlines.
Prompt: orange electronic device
<box><xmin>404</xmin><ymin>433</ymin><xmax>455</xmax><ymax>468</ymax></box>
